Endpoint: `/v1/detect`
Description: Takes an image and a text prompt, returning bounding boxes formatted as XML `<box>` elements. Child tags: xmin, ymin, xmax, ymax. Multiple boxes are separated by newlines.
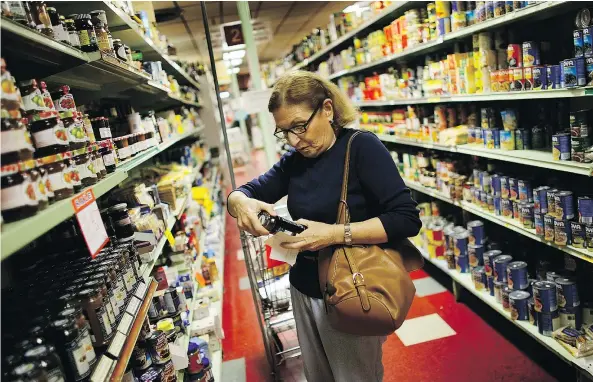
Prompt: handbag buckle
<box><xmin>352</xmin><ymin>272</ymin><xmax>365</xmax><ymax>285</ymax></box>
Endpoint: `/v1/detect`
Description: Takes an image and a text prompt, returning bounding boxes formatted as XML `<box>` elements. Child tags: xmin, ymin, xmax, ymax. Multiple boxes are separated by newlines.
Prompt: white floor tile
<box><xmin>396</xmin><ymin>313</ymin><xmax>456</xmax><ymax>346</ymax></box>
<box><xmin>413</xmin><ymin>277</ymin><xmax>447</xmax><ymax>297</ymax></box>
<box><xmin>239</xmin><ymin>276</ymin><xmax>250</xmax><ymax>290</ymax></box>
<box><xmin>221</xmin><ymin>358</ymin><xmax>246</xmax><ymax>382</ymax></box>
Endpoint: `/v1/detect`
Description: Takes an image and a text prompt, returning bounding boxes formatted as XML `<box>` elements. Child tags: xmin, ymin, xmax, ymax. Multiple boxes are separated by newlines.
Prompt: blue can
<box><xmin>473</xmin><ymin>188</ymin><xmax>481</xmax><ymax>204</ymax></box>
<box><xmin>484</xmin><ymin>250</ymin><xmax>503</xmax><ymax>277</ymax></box>
<box><xmin>456</xmin><ymin>254</ymin><xmax>470</xmax><ymax>273</ymax></box>
<box><xmin>534</xmin><ymin>280</ymin><xmax>558</xmax><ymax>313</ymax></box>
<box><xmin>586</xmin><ymin>57</ymin><xmax>593</xmax><ymax>86</ymax></box>
<box><xmin>546</xmin><ymin>65</ymin><xmax>561</xmax><ymax>89</ymax></box>
<box><xmin>546</xmin><ymin>271</ymin><xmax>563</xmax><ymax>283</ymax></box>
<box><xmin>437</xmin><ymin>17</ymin><xmax>451</xmax><ymax>36</ymax></box>
<box><xmin>491</xmin><ymin>174</ymin><xmax>501</xmax><ymax>194</ymax></box>
<box><xmin>488</xmin><ymin>275</ymin><xmax>495</xmax><ymax>296</ymax></box>
<box><xmin>532</xmin><ymin>66</ymin><xmax>547</xmax><ymax>90</ymax></box>
<box><xmin>500</xmin><ymin>176</ymin><xmax>509</xmax><ymax>199</ymax></box>
<box><xmin>454</xmin><ymin>231</ymin><xmax>469</xmax><ymax>257</ymax></box>
<box><xmin>494</xmin><ymin>254</ymin><xmax>513</xmax><ymax>282</ymax></box>
<box><xmin>526</xmin><ymin>279</ymin><xmax>537</xmax><ymax>296</ymax></box>
<box><xmin>554</xmin><ymin>191</ymin><xmax>574</xmax><ymax>220</ymax></box>
<box><xmin>475</xmin><ymin>128</ymin><xmax>484</xmax><ymax>144</ymax></box>
<box><xmin>494</xmin><ymin>194</ymin><xmax>502</xmax><ymax>216</ymax></box>
<box><xmin>578</xmin><ymin>196</ymin><xmax>593</xmax><ymax>224</ymax></box>
<box><xmin>571</xmin><ymin>221</ymin><xmax>586</xmax><ymax>248</ymax></box>
<box><xmin>486</xmin><ymin>1</ymin><xmax>494</xmax><ymax>18</ymax></box>
<box><xmin>518</xmin><ymin>179</ymin><xmax>532</xmax><ymax>202</ymax></box>
<box><xmin>509</xmin><ymin>178</ymin><xmax>518</xmax><ymax>200</ymax></box>
<box><xmin>468</xmin><ymin>244</ymin><xmax>485</xmax><ymax>268</ymax></box>
<box><xmin>472</xmin><ymin>266</ymin><xmax>486</xmax><ymax>290</ymax></box>
<box><xmin>555</xmin><ymin>278</ymin><xmax>580</xmax><ymax>308</ymax></box>
<box><xmin>575</xmin><ymin>29</ymin><xmax>585</xmax><ymax>58</ymax></box>
<box><xmin>494</xmin><ymin>280</ymin><xmax>506</xmax><ymax>304</ymax></box>
<box><xmin>538</xmin><ymin>310</ymin><xmax>560</xmax><ymax>336</ymax></box>
<box><xmin>522</xmin><ymin>41</ymin><xmax>540</xmax><ymax>67</ymax></box>
<box><xmin>533</xmin><ymin>186</ymin><xmax>550</xmax><ymax>213</ymax></box>
<box><xmin>515</xmin><ymin>129</ymin><xmax>531</xmax><ymax>150</ymax></box>
<box><xmin>502</xmin><ymin>286</ymin><xmax>512</xmax><ymax>311</ymax></box>
<box><xmin>505</xmin><ymin>1</ymin><xmax>514</xmax><ymax>12</ymax></box>
<box><xmin>534</xmin><ymin>212</ymin><xmax>544</xmax><ymax>236</ymax></box>
<box><xmin>467</xmin><ymin>220</ymin><xmax>485</xmax><ymax>245</ymax></box>
<box><xmin>560</xmin><ymin>306</ymin><xmax>583</xmax><ymax>330</ymax></box>
<box><xmin>480</xmin><ymin>191</ymin><xmax>488</xmax><ymax>209</ymax></box>
<box><xmin>554</xmin><ymin>218</ymin><xmax>572</xmax><ymax>246</ymax></box>
<box><xmin>552</xmin><ymin>133</ymin><xmax>571</xmax><ymax>161</ymax></box>
<box><xmin>561</xmin><ymin>57</ymin><xmax>586</xmax><ymax>87</ymax></box>
<box><xmin>510</xmin><ymin>290</ymin><xmax>530</xmax><ymax>321</ymax></box>
<box><xmin>507</xmin><ymin>261</ymin><xmax>529</xmax><ymax>290</ymax></box>
<box><xmin>529</xmin><ymin>299</ymin><xmax>538</xmax><ymax>325</ymax></box>
<box><xmin>493</xmin><ymin>128</ymin><xmax>501</xmax><ymax>148</ymax></box>
<box><xmin>584</xmin><ymin>27</ymin><xmax>592</xmax><ymax>58</ymax></box>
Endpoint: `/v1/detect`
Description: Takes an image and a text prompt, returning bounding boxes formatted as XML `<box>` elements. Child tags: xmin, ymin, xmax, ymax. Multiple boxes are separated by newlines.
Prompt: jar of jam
<box><xmin>37</xmin><ymin>166</ymin><xmax>54</xmax><ymax>203</ymax></box>
<box><xmin>98</xmin><ymin>144</ymin><xmax>116</xmax><ymax>173</ymax></box>
<box><xmin>91</xmin><ymin>117</ymin><xmax>112</xmax><ymax>140</ymax></box>
<box><xmin>113</xmin><ymin>136</ymin><xmax>130</xmax><ymax>161</ymax></box>
<box><xmin>81</xmin><ymin>114</ymin><xmax>95</xmax><ymax>144</ymax></box>
<box><xmin>1</xmin><ymin>59</ymin><xmax>23</xmax><ymax>119</ymax></box>
<box><xmin>1</xmin><ymin>171</ymin><xmax>38</xmax><ymax>222</ymax></box>
<box><xmin>144</xmin><ymin>131</ymin><xmax>155</xmax><ymax>149</ymax></box>
<box><xmin>28</xmin><ymin>168</ymin><xmax>48</xmax><ymax>210</ymax></box>
<box><xmin>78</xmin><ymin>288</ymin><xmax>112</xmax><ymax>347</ymax></box>
<box><xmin>92</xmin><ymin>151</ymin><xmax>106</xmax><ymax>180</ymax></box>
<box><xmin>93</xmin><ymin>20</ymin><xmax>111</xmax><ymax>53</ymax></box>
<box><xmin>107</xmin><ymin>253</ymin><xmax>133</xmax><ymax>294</ymax></box>
<box><xmin>42</xmin><ymin>160</ymin><xmax>72</xmax><ymax>201</ymax></box>
<box><xmin>29</xmin><ymin>117</ymin><xmax>69</xmax><ymax>157</ymax></box>
<box><xmin>1</xmin><ymin>118</ymin><xmax>35</xmax><ymax>164</ymax></box>
<box><xmin>74</xmin><ymin>153</ymin><xmax>96</xmax><ymax>187</ymax></box>
<box><xmin>108</xmin><ymin>204</ymin><xmax>135</xmax><ymax>240</ymax></box>
<box><xmin>127</xmin><ymin>134</ymin><xmax>137</xmax><ymax>157</ymax></box>
<box><xmin>31</xmin><ymin>1</ymin><xmax>54</xmax><ymax>38</ymax></box>
<box><xmin>62</xmin><ymin>115</ymin><xmax>88</xmax><ymax>150</ymax></box>
<box><xmin>112</xmin><ymin>38</ymin><xmax>127</xmax><ymax>62</ymax></box>
<box><xmin>8</xmin><ymin>362</ymin><xmax>48</xmax><ymax>382</ymax></box>
<box><xmin>74</xmin><ymin>14</ymin><xmax>97</xmax><ymax>52</ymax></box>
<box><xmin>49</xmin><ymin>318</ymin><xmax>90</xmax><ymax>381</ymax></box>
<box><xmin>24</xmin><ymin>344</ymin><xmax>66</xmax><ymax>382</ymax></box>
<box><xmin>39</xmin><ymin>81</ymin><xmax>55</xmax><ymax>111</ymax></box>
<box><xmin>57</xmin><ymin>307</ymin><xmax>97</xmax><ymax>368</ymax></box>
<box><xmin>18</xmin><ymin>79</ymin><xmax>58</xmax><ymax>121</ymax></box>
<box><xmin>64</xmin><ymin>159</ymin><xmax>81</xmax><ymax>193</ymax></box>
<box><xmin>136</xmin><ymin>132</ymin><xmax>147</xmax><ymax>153</ymax></box>
<box><xmin>91</xmin><ymin>268</ymin><xmax>120</xmax><ymax>318</ymax></box>
<box><xmin>64</xmin><ymin>19</ymin><xmax>80</xmax><ymax>48</ymax></box>
<box><xmin>83</xmin><ymin>279</ymin><xmax>115</xmax><ymax>329</ymax></box>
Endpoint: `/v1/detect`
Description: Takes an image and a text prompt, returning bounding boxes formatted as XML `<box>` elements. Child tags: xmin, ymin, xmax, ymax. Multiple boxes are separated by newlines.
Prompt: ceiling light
<box><xmin>343</xmin><ymin>3</ymin><xmax>370</xmax><ymax>14</ymax></box>
<box><xmin>220</xmin><ymin>91</ymin><xmax>230</xmax><ymax>99</ymax></box>
<box><xmin>223</xmin><ymin>50</ymin><xmax>246</xmax><ymax>61</ymax></box>
<box><xmin>231</xmin><ymin>58</ymin><xmax>242</xmax><ymax>67</ymax></box>
<box><xmin>231</xmin><ymin>68</ymin><xmax>240</xmax><ymax>74</ymax></box>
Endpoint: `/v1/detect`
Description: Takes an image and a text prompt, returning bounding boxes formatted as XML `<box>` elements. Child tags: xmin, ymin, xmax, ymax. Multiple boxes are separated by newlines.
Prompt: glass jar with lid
<box><xmin>1</xmin><ymin>118</ymin><xmax>35</xmax><ymax>164</ymax></box>
<box><xmin>64</xmin><ymin>159</ymin><xmax>81</xmax><ymax>193</ymax></box>
<box><xmin>18</xmin><ymin>79</ymin><xmax>58</xmax><ymax>121</ymax></box>
<box><xmin>62</xmin><ymin>114</ymin><xmax>88</xmax><ymax>151</ymax></box>
<box><xmin>41</xmin><ymin>161</ymin><xmax>71</xmax><ymax>201</ymax></box>
<box><xmin>73</xmin><ymin>153</ymin><xmax>97</xmax><ymax>187</ymax></box>
<box><xmin>108</xmin><ymin>203</ymin><xmax>135</xmax><ymax>240</ymax></box>
<box><xmin>73</xmin><ymin>14</ymin><xmax>97</xmax><ymax>52</ymax></box>
<box><xmin>127</xmin><ymin>134</ymin><xmax>138</xmax><ymax>157</ymax></box>
<box><xmin>8</xmin><ymin>362</ymin><xmax>48</xmax><ymax>382</ymax></box>
<box><xmin>38</xmin><ymin>166</ymin><xmax>53</xmax><ymax>204</ymax></box>
<box><xmin>28</xmin><ymin>168</ymin><xmax>48</xmax><ymax>210</ymax></box>
<box><xmin>99</xmin><ymin>144</ymin><xmax>116</xmax><ymax>173</ymax></box>
<box><xmin>1</xmin><ymin>171</ymin><xmax>39</xmax><ymax>222</ymax></box>
<box><xmin>91</xmin><ymin>117</ymin><xmax>112</xmax><ymax>140</ymax></box>
<box><xmin>93</xmin><ymin>151</ymin><xmax>106</xmax><ymax>180</ymax></box>
<box><xmin>49</xmin><ymin>318</ymin><xmax>90</xmax><ymax>381</ymax></box>
<box><xmin>78</xmin><ymin>288</ymin><xmax>112</xmax><ymax>347</ymax></box>
<box><xmin>24</xmin><ymin>344</ymin><xmax>66</xmax><ymax>382</ymax></box>
<box><xmin>99</xmin><ymin>259</ymin><xmax>127</xmax><ymax>309</ymax></box>
<box><xmin>91</xmin><ymin>268</ymin><xmax>120</xmax><ymax>318</ymax></box>
<box><xmin>113</xmin><ymin>136</ymin><xmax>131</xmax><ymax>161</ymax></box>
<box><xmin>83</xmin><ymin>278</ymin><xmax>116</xmax><ymax>328</ymax></box>
<box><xmin>29</xmin><ymin>117</ymin><xmax>69</xmax><ymax>157</ymax></box>
<box><xmin>64</xmin><ymin>19</ymin><xmax>80</xmax><ymax>48</ymax></box>
<box><xmin>30</xmin><ymin>1</ymin><xmax>54</xmax><ymax>38</ymax></box>
<box><xmin>57</xmin><ymin>307</ymin><xmax>97</xmax><ymax>368</ymax></box>
<box><xmin>46</xmin><ymin>7</ymin><xmax>69</xmax><ymax>44</ymax></box>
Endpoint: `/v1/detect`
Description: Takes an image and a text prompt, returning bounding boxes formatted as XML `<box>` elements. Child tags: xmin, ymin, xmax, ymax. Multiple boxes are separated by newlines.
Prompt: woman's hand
<box><xmin>229</xmin><ymin>191</ymin><xmax>276</xmax><ymax>236</ymax></box>
<box><xmin>281</xmin><ymin>219</ymin><xmax>341</xmax><ymax>252</ymax></box>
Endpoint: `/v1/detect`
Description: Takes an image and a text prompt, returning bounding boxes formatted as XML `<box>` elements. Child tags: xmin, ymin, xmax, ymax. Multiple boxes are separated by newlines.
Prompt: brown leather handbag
<box><xmin>317</xmin><ymin>131</ymin><xmax>424</xmax><ymax>336</ymax></box>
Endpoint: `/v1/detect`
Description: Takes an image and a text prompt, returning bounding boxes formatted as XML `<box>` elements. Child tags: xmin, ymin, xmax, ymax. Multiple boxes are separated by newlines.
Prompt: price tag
<box><xmin>165</xmin><ymin>230</ymin><xmax>175</xmax><ymax>247</ymax></box>
<box><xmin>134</xmin><ymin>282</ymin><xmax>148</xmax><ymax>299</ymax></box>
<box><xmin>72</xmin><ymin>189</ymin><xmax>109</xmax><ymax>258</ymax></box>
<box><xmin>117</xmin><ymin>312</ymin><xmax>134</xmax><ymax>334</ymax></box>
<box><xmin>106</xmin><ymin>331</ymin><xmax>127</xmax><ymax>358</ymax></box>
<box><xmin>126</xmin><ymin>296</ymin><xmax>141</xmax><ymax>315</ymax></box>
<box><xmin>90</xmin><ymin>356</ymin><xmax>115</xmax><ymax>382</ymax></box>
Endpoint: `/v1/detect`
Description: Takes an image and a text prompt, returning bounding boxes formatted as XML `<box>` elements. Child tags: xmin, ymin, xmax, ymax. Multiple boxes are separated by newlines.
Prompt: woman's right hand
<box><xmin>228</xmin><ymin>191</ymin><xmax>276</xmax><ymax>236</ymax></box>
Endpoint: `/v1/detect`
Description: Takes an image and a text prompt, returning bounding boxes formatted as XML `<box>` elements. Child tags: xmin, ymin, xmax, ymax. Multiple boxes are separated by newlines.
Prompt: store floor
<box><xmin>220</xmin><ymin>150</ymin><xmax>556</xmax><ymax>382</ymax></box>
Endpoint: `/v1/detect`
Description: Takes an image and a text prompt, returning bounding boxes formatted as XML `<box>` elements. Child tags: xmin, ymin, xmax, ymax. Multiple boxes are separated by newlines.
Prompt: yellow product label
<box><xmin>78</xmin><ymin>30</ymin><xmax>90</xmax><ymax>47</ymax></box>
<box><xmin>165</xmin><ymin>230</ymin><xmax>175</xmax><ymax>247</ymax></box>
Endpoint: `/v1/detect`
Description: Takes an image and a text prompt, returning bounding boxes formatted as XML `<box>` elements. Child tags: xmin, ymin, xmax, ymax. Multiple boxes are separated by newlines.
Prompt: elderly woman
<box><xmin>227</xmin><ymin>71</ymin><xmax>421</xmax><ymax>381</ymax></box>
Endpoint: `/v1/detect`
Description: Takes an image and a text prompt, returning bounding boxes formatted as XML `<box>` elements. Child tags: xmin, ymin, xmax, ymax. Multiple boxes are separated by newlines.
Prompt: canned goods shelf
<box><xmin>327</xmin><ymin>1</ymin><xmax>570</xmax><ymax>80</ymax></box>
<box><xmin>354</xmin><ymin>87</ymin><xmax>593</xmax><ymax>107</ymax></box>
<box><xmin>403</xmin><ymin>180</ymin><xmax>593</xmax><ymax>264</ymax></box>
<box><xmin>1</xmin><ymin>130</ymin><xmax>204</xmax><ymax>261</ymax></box>
<box><xmin>413</xmin><ymin>243</ymin><xmax>593</xmax><ymax>376</ymax></box>
<box><xmin>375</xmin><ymin>133</ymin><xmax>593</xmax><ymax>176</ymax></box>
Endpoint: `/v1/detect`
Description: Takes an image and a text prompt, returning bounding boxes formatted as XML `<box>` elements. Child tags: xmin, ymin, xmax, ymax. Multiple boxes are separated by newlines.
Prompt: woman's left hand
<box><xmin>280</xmin><ymin>219</ymin><xmax>341</xmax><ymax>252</ymax></box>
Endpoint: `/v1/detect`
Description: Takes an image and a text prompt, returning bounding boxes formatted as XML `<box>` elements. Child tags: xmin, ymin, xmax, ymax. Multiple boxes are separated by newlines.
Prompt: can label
<box><xmin>500</xmin><ymin>176</ymin><xmax>509</xmax><ymax>199</ymax></box>
<box><xmin>521</xmin><ymin>204</ymin><xmax>534</xmax><ymax>229</ymax></box>
<box><xmin>469</xmin><ymin>244</ymin><xmax>485</xmax><ymax>267</ymax></box>
<box><xmin>508</xmin><ymin>44</ymin><xmax>522</xmax><ymax>68</ymax></box>
<box><xmin>574</xmin><ymin>30</ymin><xmax>585</xmax><ymax>58</ymax></box>
<box><xmin>554</xmin><ymin>219</ymin><xmax>571</xmax><ymax>246</ymax></box>
<box><xmin>445</xmin><ymin>250</ymin><xmax>456</xmax><ymax>270</ymax></box>
<box><xmin>571</xmin><ymin>221</ymin><xmax>585</xmax><ymax>248</ymax></box>
<box><xmin>528</xmin><ymin>300</ymin><xmax>537</xmax><ymax>325</ymax></box>
<box><xmin>535</xmin><ymin>212</ymin><xmax>544</xmax><ymax>236</ymax></box>
<box><xmin>578</xmin><ymin>197</ymin><xmax>593</xmax><ymax>224</ymax></box>
<box><xmin>546</xmin><ymin>65</ymin><xmax>561</xmax><ymax>89</ymax></box>
<box><xmin>562</xmin><ymin>58</ymin><xmax>586</xmax><ymax>87</ymax></box>
<box><xmin>510</xmin><ymin>293</ymin><xmax>530</xmax><ymax>321</ymax></box>
<box><xmin>544</xmin><ymin>214</ymin><xmax>555</xmax><ymax>242</ymax></box>
<box><xmin>585</xmin><ymin>225</ymin><xmax>593</xmax><ymax>252</ymax></box>
<box><xmin>494</xmin><ymin>194</ymin><xmax>502</xmax><ymax>216</ymax></box>
<box><xmin>532</xmin><ymin>66</ymin><xmax>547</xmax><ymax>90</ymax></box>
<box><xmin>518</xmin><ymin>180</ymin><xmax>531</xmax><ymax>202</ymax></box>
<box><xmin>555</xmin><ymin>192</ymin><xmax>574</xmax><ymax>220</ymax></box>
<box><xmin>586</xmin><ymin>57</ymin><xmax>593</xmax><ymax>86</ymax></box>
<box><xmin>584</xmin><ymin>27</ymin><xmax>592</xmax><ymax>58</ymax></box>
<box><xmin>552</xmin><ymin>134</ymin><xmax>571</xmax><ymax>161</ymax></box>
<box><xmin>538</xmin><ymin>311</ymin><xmax>560</xmax><ymax>337</ymax></box>
<box><xmin>534</xmin><ymin>281</ymin><xmax>558</xmax><ymax>313</ymax></box>
<box><xmin>507</xmin><ymin>263</ymin><xmax>528</xmax><ymax>290</ymax></box>
<box><xmin>456</xmin><ymin>255</ymin><xmax>469</xmax><ymax>273</ymax></box>
<box><xmin>511</xmin><ymin>67</ymin><xmax>524</xmax><ymax>91</ymax></box>
<box><xmin>557</xmin><ymin>280</ymin><xmax>580</xmax><ymax>308</ymax></box>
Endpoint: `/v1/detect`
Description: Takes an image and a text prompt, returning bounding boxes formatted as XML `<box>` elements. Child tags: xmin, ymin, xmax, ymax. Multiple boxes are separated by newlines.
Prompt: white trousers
<box><xmin>290</xmin><ymin>285</ymin><xmax>386</xmax><ymax>382</ymax></box>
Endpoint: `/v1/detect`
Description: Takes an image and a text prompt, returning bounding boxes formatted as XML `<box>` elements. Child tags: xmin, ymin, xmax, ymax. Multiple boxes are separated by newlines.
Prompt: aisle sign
<box><xmin>72</xmin><ymin>189</ymin><xmax>109</xmax><ymax>258</ymax></box>
<box><xmin>223</xmin><ymin>23</ymin><xmax>245</xmax><ymax>47</ymax></box>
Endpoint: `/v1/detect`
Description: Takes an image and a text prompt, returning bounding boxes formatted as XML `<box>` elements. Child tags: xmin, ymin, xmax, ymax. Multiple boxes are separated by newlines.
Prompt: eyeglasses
<box><xmin>274</xmin><ymin>101</ymin><xmax>323</xmax><ymax>141</ymax></box>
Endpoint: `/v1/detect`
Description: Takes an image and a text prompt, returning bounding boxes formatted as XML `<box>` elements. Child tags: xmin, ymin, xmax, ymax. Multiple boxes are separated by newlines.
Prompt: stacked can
<box><xmin>467</xmin><ymin>220</ymin><xmax>485</xmax><ymax>270</ymax></box>
<box><xmin>533</xmin><ymin>281</ymin><xmax>560</xmax><ymax>336</ymax></box>
<box><xmin>569</xmin><ymin>109</ymin><xmax>592</xmax><ymax>163</ymax></box>
<box><xmin>453</xmin><ymin>230</ymin><xmax>470</xmax><ymax>273</ymax></box>
<box><xmin>426</xmin><ymin>221</ymin><xmax>446</xmax><ymax>259</ymax></box>
<box><xmin>555</xmin><ymin>277</ymin><xmax>582</xmax><ymax>330</ymax></box>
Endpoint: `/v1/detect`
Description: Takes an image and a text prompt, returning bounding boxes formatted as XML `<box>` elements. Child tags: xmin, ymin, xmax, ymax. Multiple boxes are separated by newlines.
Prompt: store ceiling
<box><xmin>152</xmin><ymin>1</ymin><xmax>351</xmax><ymax>70</ymax></box>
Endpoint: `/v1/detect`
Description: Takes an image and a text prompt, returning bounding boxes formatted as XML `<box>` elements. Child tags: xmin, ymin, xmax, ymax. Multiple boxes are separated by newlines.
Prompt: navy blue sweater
<box><xmin>236</xmin><ymin>128</ymin><xmax>421</xmax><ymax>298</ymax></box>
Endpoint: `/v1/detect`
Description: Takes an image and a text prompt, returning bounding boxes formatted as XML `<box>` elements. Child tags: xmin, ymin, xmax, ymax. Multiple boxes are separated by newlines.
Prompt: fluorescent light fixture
<box><xmin>231</xmin><ymin>67</ymin><xmax>240</xmax><ymax>74</ymax></box>
<box><xmin>223</xmin><ymin>50</ymin><xmax>246</xmax><ymax>61</ymax></box>
<box><xmin>230</xmin><ymin>58</ymin><xmax>243</xmax><ymax>66</ymax></box>
<box><xmin>343</xmin><ymin>3</ymin><xmax>370</xmax><ymax>14</ymax></box>
<box><xmin>220</xmin><ymin>91</ymin><xmax>230</xmax><ymax>99</ymax></box>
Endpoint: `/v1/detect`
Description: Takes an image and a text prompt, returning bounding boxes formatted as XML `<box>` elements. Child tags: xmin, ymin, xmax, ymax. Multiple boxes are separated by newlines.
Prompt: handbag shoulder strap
<box><xmin>336</xmin><ymin>130</ymin><xmax>363</xmax><ymax>224</ymax></box>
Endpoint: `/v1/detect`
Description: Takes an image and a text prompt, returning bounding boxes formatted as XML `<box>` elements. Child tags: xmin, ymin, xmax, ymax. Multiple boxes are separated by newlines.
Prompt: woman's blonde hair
<box><xmin>268</xmin><ymin>71</ymin><xmax>358</xmax><ymax>128</ymax></box>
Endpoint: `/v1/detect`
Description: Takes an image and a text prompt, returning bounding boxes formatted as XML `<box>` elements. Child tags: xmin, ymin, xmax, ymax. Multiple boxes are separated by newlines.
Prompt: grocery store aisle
<box><xmin>221</xmin><ymin>150</ymin><xmax>556</xmax><ymax>382</ymax></box>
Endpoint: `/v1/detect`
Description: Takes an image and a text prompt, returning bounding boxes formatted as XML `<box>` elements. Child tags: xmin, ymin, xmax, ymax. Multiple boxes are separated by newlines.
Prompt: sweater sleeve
<box><xmin>354</xmin><ymin>132</ymin><xmax>421</xmax><ymax>242</ymax></box>
<box><xmin>232</xmin><ymin>150</ymin><xmax>295</xmax><ymax>204</ymax></box>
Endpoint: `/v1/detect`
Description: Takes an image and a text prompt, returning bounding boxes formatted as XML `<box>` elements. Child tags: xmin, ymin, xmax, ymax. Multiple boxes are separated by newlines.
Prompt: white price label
<box><xmin>72</xmin><ymin>189</ymin><xmax>109</xmax><ymax>258</ymax></box>
<box><xmin>106</xmin><ymin>332</ymin><xmax>127</xmax><ymax>358</ymax></box>
<box><xmin>126</xmin><ymin>296</ymin><xmax>141</xmax><ymax>315</ymax></box>
<box><xmin>90</xmin><ymin>356</ymin><xmax>115</xmax><ymax>382</ymax></box>
<box><xmin>117</xmin><ymin>313</ymin><xmax>134</xmax><ymax>334</ymax></box>
<box><xmin>134</xmin><ymin>281</ymin><xmax>147</xmax><ymax>299</ymax></box>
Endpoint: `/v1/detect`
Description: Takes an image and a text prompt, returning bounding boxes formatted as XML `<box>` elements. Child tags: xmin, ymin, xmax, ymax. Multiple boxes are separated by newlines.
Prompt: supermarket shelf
<box><xmin>168</xmin><ymin>95</ymin><xmax>202</xmax><ymax>108</ymax></box>
<box><xmin>110</xmin><ymin>279</ymin><xmax>159</xmax><ymax>380</ymax></box>
<box><xmin>354</xmin><ymin>87</ymin><xmax>593</xmax><ymax>107</ymax></box>
<box><xmin>211</xmin><ymin>211</ymin><xmax>226</xmax><ymax>382</ymax></box>
<box><xmin>327</xmin><ymin>1</ymin><xmax>570</xmax><ymax>80</ymax></box>
<box><xmin>415</xmin><ymin>244</ymin><xmax>593</xmax><ymax>376</ymax></box>
<box><xmin>1</xmin><ymin>170</ymin><xmax>127</xmax><ymax>260</ymax></box>
<box><xmin>375</xmin><ymin>134</ymin><xmax>593</xmax><ymax>176</ymax></box>
<box><xmin>1</xmin><ymin>130</ymin><xmax>204</xmax><ymax>261</ymax></box>
<box><xmin>403</xmin><ymin>180</ymin><xmax>593</xmax><ymax>264</ymax></box>
<box><xmin>291</xmin><ymin>2</ymin><xmax>409</xmax><ymax>70</ymax></box>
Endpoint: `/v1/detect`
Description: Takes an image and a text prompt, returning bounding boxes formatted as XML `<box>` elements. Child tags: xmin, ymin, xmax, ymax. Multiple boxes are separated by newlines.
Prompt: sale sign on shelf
<box><xmin>72</xmin><ymin>189</ymin><xmax>109</xmax><ymax>258</ymax></box>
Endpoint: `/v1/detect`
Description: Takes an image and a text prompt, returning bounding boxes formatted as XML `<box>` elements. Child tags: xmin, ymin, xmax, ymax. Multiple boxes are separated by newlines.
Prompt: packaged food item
<box><xmin>1</xmin><ymin>118</ymin><xmax>35</xmax><ymax>164</ymax></box>
<box><xmin>562</xmin><ymin>57</ymin><xmax>586</xmax><ymax>87</ymax></box>
<box><xmin>1</xmin><ymin>171</ymin><xmax>39</xmax><ymax>222</ymax></box>
<box><xmin>73</xmin><ymin>14</ymin><xmax>97</xmax><ymax>52</ymax></box>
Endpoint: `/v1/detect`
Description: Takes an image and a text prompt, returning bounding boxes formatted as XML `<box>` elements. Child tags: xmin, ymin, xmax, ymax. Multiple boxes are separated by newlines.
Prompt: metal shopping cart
<box><xmin>240</xmin><ymin>232</ymin><xmax>301</xmax><ymax>381</ymax></box>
